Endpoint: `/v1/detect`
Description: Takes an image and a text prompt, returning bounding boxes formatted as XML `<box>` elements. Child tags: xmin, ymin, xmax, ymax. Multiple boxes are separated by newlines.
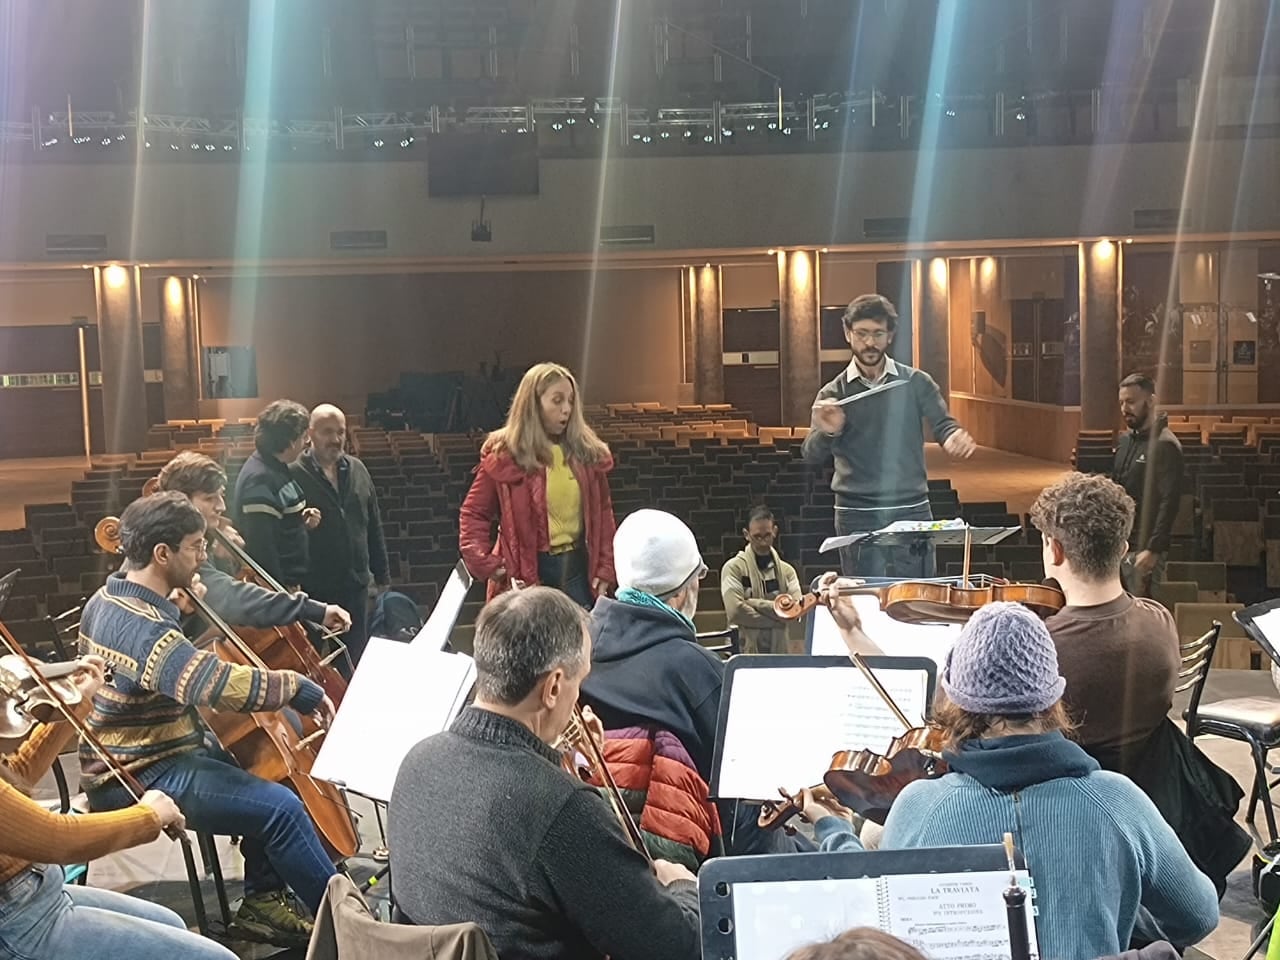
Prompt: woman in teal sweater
<box><xmin>807</xmin><ymin>599</ymin><xmax>1218</xmax><ymax>960</ymax></box>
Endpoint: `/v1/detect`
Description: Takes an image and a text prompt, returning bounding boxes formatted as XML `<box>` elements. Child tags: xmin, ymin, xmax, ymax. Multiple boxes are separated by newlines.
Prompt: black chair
<box><xmin>696</xmin><ymin>626</ymin><xmax>740</xmax><ymax>660</ymax></box>
<box><xmin>1185</xmin><ymin>621</ymin><xmax>1280</xmax><ymax>843</ymax></box>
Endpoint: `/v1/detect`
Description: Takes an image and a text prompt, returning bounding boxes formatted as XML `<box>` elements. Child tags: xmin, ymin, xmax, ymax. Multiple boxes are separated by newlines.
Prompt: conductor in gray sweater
<box><xmin>802</xmin><ymin>294</ymin><xmax>977</xmax><ymax>578</ymax></box>
<box><xmin>388</xmin><ymin>586</ymin><xmax>702</xmax><ymax>960</ymax></box>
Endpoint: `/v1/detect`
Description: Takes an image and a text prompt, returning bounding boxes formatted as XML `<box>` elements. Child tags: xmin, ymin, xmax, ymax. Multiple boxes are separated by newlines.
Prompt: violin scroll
<box><xmin>94</xmin><ymin>517</ymin><xmax>123</xmax><ymax>556</ymax></box>
<box><xmin>772</xmin><ymin>593</ymin><xmax>819</xmax><ymax>620</ymax></box>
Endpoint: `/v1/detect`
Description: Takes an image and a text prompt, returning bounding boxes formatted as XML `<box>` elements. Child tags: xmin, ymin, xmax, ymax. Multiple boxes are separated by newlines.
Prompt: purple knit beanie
<box><xmin>941</xmin><ymin>601</ymin><xmax>1066</xmax><ymax>714</ymax></box>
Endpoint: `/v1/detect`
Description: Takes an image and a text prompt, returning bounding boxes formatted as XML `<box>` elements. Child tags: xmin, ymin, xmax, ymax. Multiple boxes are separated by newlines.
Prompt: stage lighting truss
<box><xmin>0</xmin><ymin>86</ymin><xmax>1120</xmax><ymax>153</ymax></box>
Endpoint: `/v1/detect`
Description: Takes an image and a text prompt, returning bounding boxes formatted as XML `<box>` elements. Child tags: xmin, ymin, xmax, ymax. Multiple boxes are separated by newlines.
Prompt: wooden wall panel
<box><xmin>949</xmin><ymin>394</ymin><xmax>1079</xmax><ymax>463</ymax></box>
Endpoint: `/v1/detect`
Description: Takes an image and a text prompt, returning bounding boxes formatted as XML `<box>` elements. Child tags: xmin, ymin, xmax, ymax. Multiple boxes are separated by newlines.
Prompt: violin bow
<box><xmin>0</xmin><ymin>617</ymin><xmax>192</xmax><ymax>848</ymax></box>
<box><xmin>848</xmin><ymin>651</ymin><xmax>917</xmax><ymax>731</ymax></box>
<box><xmin>572</xmin><ymin>704</ymin><xmax>654</xmax><ymax>866</ymax></box>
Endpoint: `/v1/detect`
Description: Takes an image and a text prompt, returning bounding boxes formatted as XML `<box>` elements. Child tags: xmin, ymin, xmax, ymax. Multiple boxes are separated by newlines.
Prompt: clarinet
<box><xmin>1003</xmin><ymin>832</ymin><xmax>1032</xmax><ymax>960</ymax></box>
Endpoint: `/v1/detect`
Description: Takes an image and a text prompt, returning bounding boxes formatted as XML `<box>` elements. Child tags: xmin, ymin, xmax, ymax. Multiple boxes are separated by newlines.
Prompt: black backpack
<box><xmin>369</xmin><ymin>590</ymin><xmax>424</xmax><ymax>644</ymax></box>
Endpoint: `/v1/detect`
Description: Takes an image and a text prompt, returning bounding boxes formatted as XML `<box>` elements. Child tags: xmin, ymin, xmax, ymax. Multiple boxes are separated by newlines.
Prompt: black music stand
<box><xmin>698</xmin><ymin>845</ymin><xmax>1032</xmax><ymax>960</ymax></box>
<box><xmin>825</xmin><ymin>524</ymin><xmax>1023</xmax><ymax>554</ymax></box>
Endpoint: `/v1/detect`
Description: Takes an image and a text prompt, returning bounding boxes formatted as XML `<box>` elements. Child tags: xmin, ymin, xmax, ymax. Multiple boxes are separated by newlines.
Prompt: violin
<box><xmin>824</xmin><ymin>723</ymin><xmax>948</xmax><ymax>825</ymax></box>
<box><xmin>775</xmin><ymin>574</ymin><xmax>1063</xmax><ymax>625</ymax></box>
<box><xmin>556</xmin><ymin>703</ymin><xmax>654</xmax><ymax>867</ymax></box>
<box><xmin>0</xmin><ymin>656</ymin><xmax>84</xmax><ymax>743</ymax></box>
<box><xmin>774</xmin><ymin>526</ymin><xmax>1062</xmax><ymax>625</ymax></box>
<box><xmin>757</xmin><ymin>785</ymin><xmax>845</xmax><ymax>834</ymax></box>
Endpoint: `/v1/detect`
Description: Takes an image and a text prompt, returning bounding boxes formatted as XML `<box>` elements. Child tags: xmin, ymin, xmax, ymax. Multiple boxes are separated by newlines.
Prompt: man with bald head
<box><xmin>290</xmin><ymin>404</ymin><xmax>390</xmax><ymax>668</ymax></box>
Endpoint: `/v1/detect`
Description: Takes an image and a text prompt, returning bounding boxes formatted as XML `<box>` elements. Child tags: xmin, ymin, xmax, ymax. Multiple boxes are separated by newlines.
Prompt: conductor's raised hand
<box><xmin>302</xmin><ymin>507</ymin><xmax>322</xmax><ymax>530</ymax></box>
<box><xmin>943</xmin><ymin>428</ymin><xmax>977</xmax><ymax>459</ymax></box>
<box><xmin>811</xmin><ymin>399</ymin><xmax>846</xmax><ymax>436</ymax></box>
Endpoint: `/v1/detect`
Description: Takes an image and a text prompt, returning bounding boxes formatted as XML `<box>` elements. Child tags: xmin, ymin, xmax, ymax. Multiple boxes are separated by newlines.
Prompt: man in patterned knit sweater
<box><xmin>78</xmin><ymin>492</ymin><xmax>337</xmax><ymax>948</ymax></box>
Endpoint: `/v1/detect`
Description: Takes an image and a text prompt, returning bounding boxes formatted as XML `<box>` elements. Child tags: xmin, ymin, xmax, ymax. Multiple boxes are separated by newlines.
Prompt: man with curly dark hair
<box><xmin>1030</xmin><ymin>471</ymin><xmax>1174</xmax><ymax>751</ymax></box>
<box><xmin>1030</xmin><ymin>472</ymin><xmax>1248</xmax><ymax>896</ymax></box>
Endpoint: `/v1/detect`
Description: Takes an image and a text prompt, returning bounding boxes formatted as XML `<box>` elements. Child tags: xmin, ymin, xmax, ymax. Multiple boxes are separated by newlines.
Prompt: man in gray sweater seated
<box><xmin>802</xmin><ymin>294</ymin><xmax>976</xmax><ymax>578</ymax></box>
<box><xmin>388</xmin><ymin>587</ymin><xmax>702</xmax><ymax>960</ymax></box>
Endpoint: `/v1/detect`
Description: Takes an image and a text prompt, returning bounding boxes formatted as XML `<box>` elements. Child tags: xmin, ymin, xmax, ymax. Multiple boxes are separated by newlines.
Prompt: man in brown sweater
<box><xmin>1029</xmin><ymin>472</ymin><xmax>1179</xmax><ymax>752</ymax></box>
<box><xmin>1030</xmin><ymin>472</ymin><xmax>1249</xmax><ymax>895</ymax></box>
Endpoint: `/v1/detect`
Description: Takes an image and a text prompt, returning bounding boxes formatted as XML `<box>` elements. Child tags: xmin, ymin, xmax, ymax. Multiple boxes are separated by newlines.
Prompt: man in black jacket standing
<box><xmin>389</xmin><ymin>587</ymin><xmax>701</xmax><ymax>960</ymax></box>
<box><xmin>290</xmin><ymin>404</ymin><xmax>389</xmax><ymax>668</ymax></box>
<box><xmin>235</xmin><ymin>399</ymin><xmax>317</xmax><ymax>587</ymax></box>
<box><xmin>1113</xmin><ymin>373</ymin><xmax>1184</xmax><ymax>597</ymax></box>
<box><xmin>802</xmin><ymin>294</ymin><xmax>976</xmax><ymax>578</ymax></box>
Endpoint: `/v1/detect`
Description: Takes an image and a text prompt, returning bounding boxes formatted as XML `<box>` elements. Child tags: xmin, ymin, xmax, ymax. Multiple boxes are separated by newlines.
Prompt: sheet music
<box><xmin>312</xmin><ymin>638</ymin><xmax>476</xmax><ymax>802</ymax></box>
<box><xmin>883</xmin><ymin>870</ymin><xmax>1038</xmax><ymax>960</ymax></box>
<box><xmin>732</xmin><ymin>878</ymin><xmax>883</xmax><ymax>960</ymax></box>
<box><xmin>819</xmin><ymin>517</ymin><xmax>967</xmax><ymax>552</ymax></box>
<box><xmin>1247</xmin><ymin>606</ymin><xmax>1280</xmax><ymax>653</ymax></box>
<box><xmin>410</xmin><ymin>560</ymin><xmax>473</xmax><ymax>650</ymax></box>
<box><xmin>810</xmin><ymin>600</ymin><xmax>959</xmax><ymax>673</ymax></box>
<box><xmin>716</xmin><ymin>665</ymin><xmax>929</xmax><ymax>800</ymax></box>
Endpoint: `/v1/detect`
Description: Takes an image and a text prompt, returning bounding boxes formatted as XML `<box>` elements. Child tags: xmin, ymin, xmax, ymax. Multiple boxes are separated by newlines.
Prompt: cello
<box><xmin>140</xmin><ymin>477</ymin><xmax>350</xmax><ymax>705</ymax></box>
<box><xmin>94</xmin><ymin>518</ymin><xmax>359</xmax><ymax>860</ymax></box>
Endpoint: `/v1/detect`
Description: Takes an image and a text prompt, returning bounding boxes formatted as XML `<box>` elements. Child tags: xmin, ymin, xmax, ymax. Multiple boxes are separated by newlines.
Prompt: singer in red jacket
<box><xmin>459</xmin><ymin>362</ymin><xmax>617</xmax><ymax>607</ymax></box>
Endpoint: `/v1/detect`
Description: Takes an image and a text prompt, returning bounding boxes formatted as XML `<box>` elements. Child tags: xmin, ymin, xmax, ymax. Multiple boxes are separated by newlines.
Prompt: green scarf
<box><xmin>615</xmin><ymin>587</ymin><xmax>697</xmax><ymax>634</ymax></box>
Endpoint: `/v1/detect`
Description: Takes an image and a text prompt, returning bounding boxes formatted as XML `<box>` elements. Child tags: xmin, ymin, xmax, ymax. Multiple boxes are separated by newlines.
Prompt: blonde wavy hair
<box><xmin>483</xmin><ymin>362</ymin><xmax>609</xmax><ymax>472</ymax></box>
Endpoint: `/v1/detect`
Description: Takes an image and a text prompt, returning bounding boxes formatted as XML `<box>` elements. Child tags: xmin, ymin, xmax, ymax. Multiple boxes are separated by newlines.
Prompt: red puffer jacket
<box><xmin>458</xmin><ymin>448</ymin><xmax>617</xmax><ymax>600</ymax></box>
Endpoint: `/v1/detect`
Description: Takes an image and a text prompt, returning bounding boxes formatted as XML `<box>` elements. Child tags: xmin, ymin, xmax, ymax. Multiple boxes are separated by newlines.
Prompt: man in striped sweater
<box><xmin>78</xmin><ymin>492</ymin><xmax>337</xmax><ymax>948</ymax></box>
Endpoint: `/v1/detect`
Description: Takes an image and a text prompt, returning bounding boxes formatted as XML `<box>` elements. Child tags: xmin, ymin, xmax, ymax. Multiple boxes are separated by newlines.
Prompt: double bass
<box><xmin>95</xmin><ymin>518</ymin><xmax>359</xmax><ymax>860</ymax></box>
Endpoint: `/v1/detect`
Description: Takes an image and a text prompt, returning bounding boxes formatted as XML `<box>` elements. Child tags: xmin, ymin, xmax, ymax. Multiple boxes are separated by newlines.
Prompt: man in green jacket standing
<box><xmin>720</xmin><ymin>506</ymin><xmax>802</xmax><ymax>654</ymax></box>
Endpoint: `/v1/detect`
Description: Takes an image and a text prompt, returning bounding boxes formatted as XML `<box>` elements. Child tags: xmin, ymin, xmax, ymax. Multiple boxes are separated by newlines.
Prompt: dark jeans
<box><xmin>537</xmin><ymin>549</ymin><xmax>593</xmax><ymax>609</ymax></box>
<box><xmin>834</xmin><ymin>503</ymin><xmax>937</xmax><ymax>580</ymax></box>
<box><xmin>87</xmin><ymin>748</ymin><xmax>336</xmax><ymax>914</ymax></box>
<box><xmin>337</xmin><ymin>585</ymin><xmax>371</xmax><ymax>675</ymax></box>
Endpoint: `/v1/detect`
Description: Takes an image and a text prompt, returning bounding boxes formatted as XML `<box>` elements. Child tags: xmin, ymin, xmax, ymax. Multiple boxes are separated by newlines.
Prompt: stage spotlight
<box><xmin>641</xmin><ymin>134</ymin><xmax>652</xmax><ymax>143</ymax></box>
<box><xmin>682</xmin><ymin>129</ymin><xmax>693</xmax><ymax>140</ymax></box>
<box><xmin>659</xmin><ymin>130</ymin><xmax>671</xmax><ymax>139</ymax></box>
<box><xmin>721</xmin><ymin>127</ymin><xmax>733</xmax><ymax>138</ymax></box>
<box><xmin>550</xmin><ymin>120</ymin><xmax>564</xmax><ymax>132</ymax></box>
<box><xmin>745</xmin><ymin>122</ymin><xmax>756</xmax><ymax>132</ymax></box>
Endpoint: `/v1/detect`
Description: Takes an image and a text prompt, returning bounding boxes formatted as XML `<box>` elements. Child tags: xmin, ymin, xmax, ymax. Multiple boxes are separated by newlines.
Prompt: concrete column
<box><xmin>778</xmin><ymin>250</ymin><xmax>820</xmax><ymax>425</ymax></box>
<box><xmin>1080</xmin><ymin>240</ymin><xmax>1121</xmax><ymax>429</ymax></box>
<box><xmin>691</xmin><ymin>265</ymin><xmax>724</xmax><ymax>404</ymax></box>
<box><xmin>95</xmin><ymin>264</ymin><xmax>148</xmax><ymax>453</ymax></box>
<box><xmin>160</xmin><ymin>276</ymin><xmax>199</xmax><ymax>421</ymax></box>
<box><xmin>916</xmin><ymin>256</ymin><xmax>951</xmax><ymax>400</ymax></box>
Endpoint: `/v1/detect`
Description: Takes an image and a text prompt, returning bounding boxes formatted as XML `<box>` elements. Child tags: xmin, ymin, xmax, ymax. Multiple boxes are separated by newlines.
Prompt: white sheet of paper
<box><xmin>1247</xmin><ymin>607</ymin><xmax>1280</xmax><ymax>655</ymax></box>
<box><xmin>883</xmin><ymin>870</ymin><xmax>1039</xmax><ymax>960</ymax></box>
<box><xmin>731</xmin><ymin>877</ymin><xmax>883</xmax><ymax>960</ymax></box>
<box><xmin>312</xmin><ymin>638</ymin><xmax>476</xmax><ymax>802</ymax></box>
<box><xmin>809</xmin><ymin>601</ymin><xmax>960</xmax><ymax>674</ymax></box>
<box><xmin>716</xmin><ymin>664</ymin><xmax>929</xmax><ymax>800</ymax></box>
<box><xmin>410</xmin><ymin>561</ymin><xmax>473</xmax><ymax>650</ymax></box>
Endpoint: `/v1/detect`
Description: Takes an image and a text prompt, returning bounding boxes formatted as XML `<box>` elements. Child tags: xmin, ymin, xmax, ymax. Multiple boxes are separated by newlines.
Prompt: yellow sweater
<box><xmin>546</xmin><ymin>445</ymin><xmax>583</xmax><ymax>551</ymax></box>
<box><xmin>0</xmin><ymin>706</ymin><xmax>162</xmax><ymax>885</ymax></box>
